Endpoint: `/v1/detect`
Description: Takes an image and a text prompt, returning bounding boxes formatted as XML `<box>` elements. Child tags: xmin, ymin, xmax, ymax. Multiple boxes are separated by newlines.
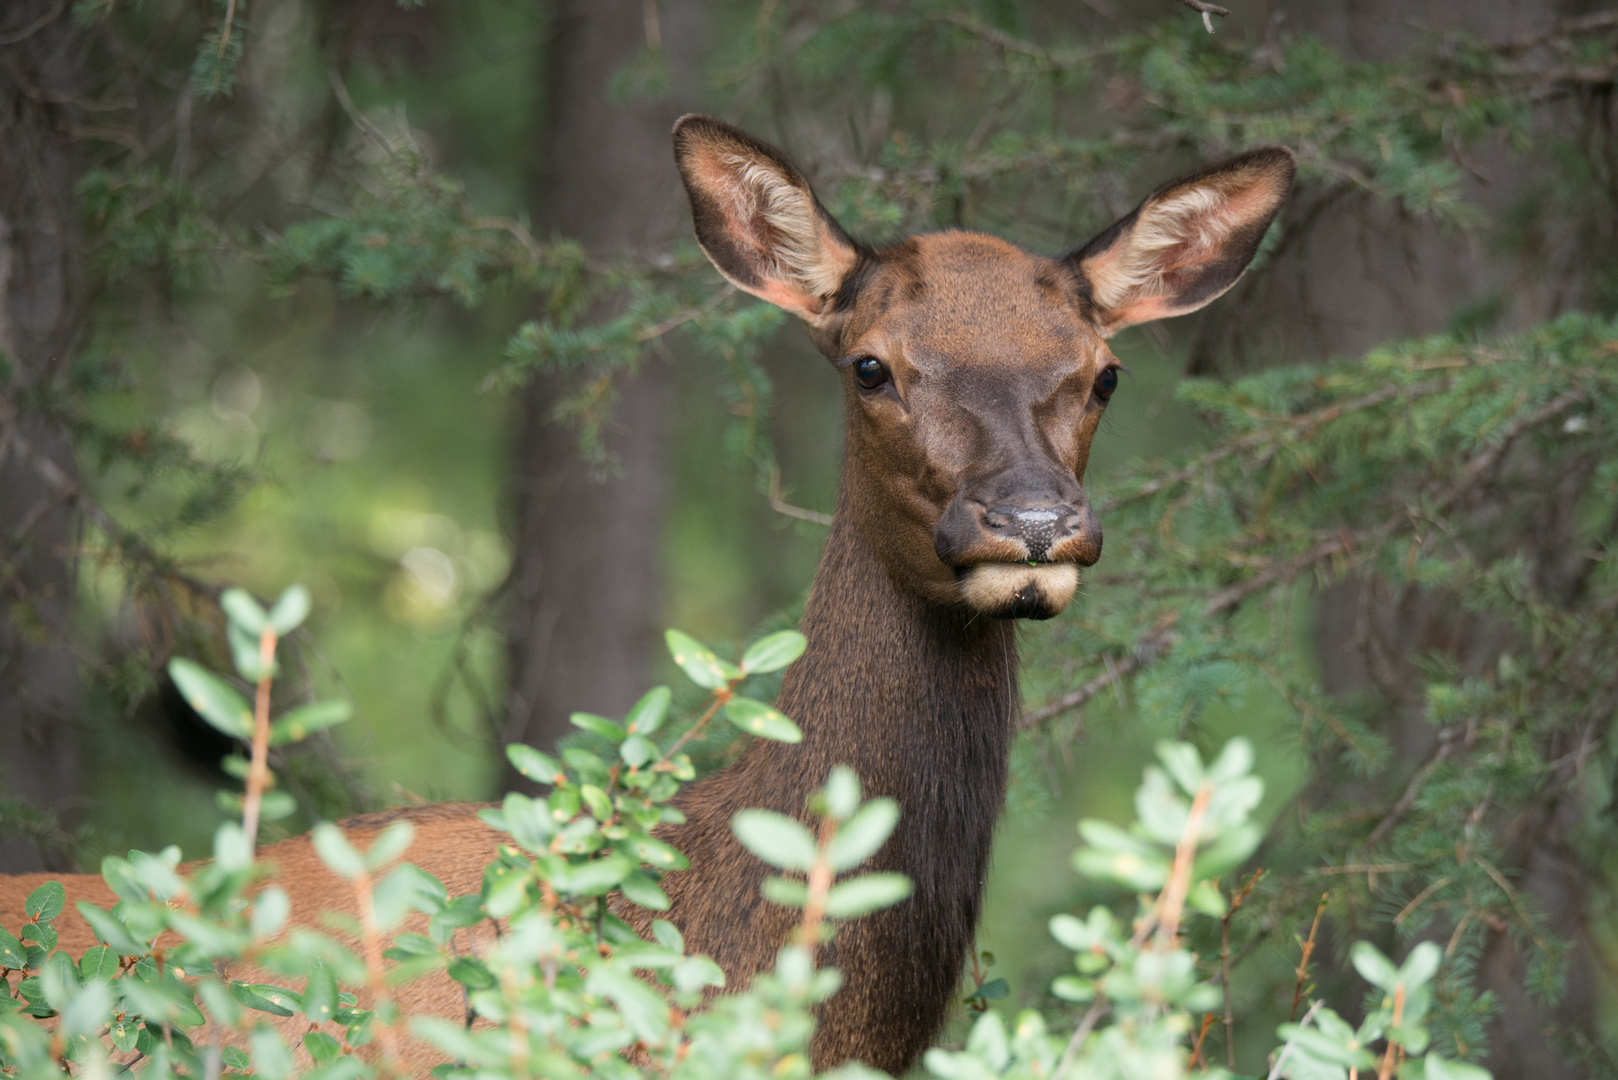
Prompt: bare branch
<box><xmin>1177</xmin><ymin>0</ymin><xmax>1231</xmax><ymax>34</ymax></box>
<box><xmin>1019</xmin><ymin>614</ymin><xmax>1178</xmax><ymax>730</ymax></box>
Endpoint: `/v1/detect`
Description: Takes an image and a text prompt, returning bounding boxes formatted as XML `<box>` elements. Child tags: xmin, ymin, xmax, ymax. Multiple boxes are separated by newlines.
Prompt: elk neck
<box><xmin>742</xmin><ymin>482</ymin><xmax>1020</xmax><ymax>908</ymax></box>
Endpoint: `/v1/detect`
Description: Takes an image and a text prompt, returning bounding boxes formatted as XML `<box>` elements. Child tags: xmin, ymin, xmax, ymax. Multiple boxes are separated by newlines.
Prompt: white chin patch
<box><xmin>959</xmin><ymin>564</ymin><xmax>1080</xmax><ymax>619</ymax></box>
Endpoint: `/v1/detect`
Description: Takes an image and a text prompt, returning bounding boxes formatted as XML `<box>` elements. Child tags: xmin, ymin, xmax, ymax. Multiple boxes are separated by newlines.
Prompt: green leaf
<box><xmin>723</xmin><ymin>697</ymin><xmax>802</xmax><ymax>743</ymax></box>
<box><xmin>619</xmin><ymin>872</ymin><xmax>671</xmax><ymax>911</ymax></box>
<box><xmin>446</xmin><ymin>956</ymin><xmax>495</xmax><ymax>990</ymax></box>
<box><xmin>672</xmin><ymin>956</ymin><xmax>725</xmax><ymax>994</ymax></box>
<box><xmin>253</xmin><ymin>1026</ymin><xmax>295</xmax><ymax>1080</ymax></box>
<box><xmin>362</xmin><ymin>821</ymin><xmax>416</xmax><ymax>871</ymax></box>
<box><xmin>228</xmin><ymin>621</ymin><xmax>272</xmax><ymax>682</ymax></box>
<box><xmin>230</xmin><ymin>981</ymin><xmax>298</xmax><ymax>1017</ymax></box>
<box><xmin>1155</xmin><ymin>741</ymin><xmax>1205</xmax><ymax>797</ymax></box>
<box><xmin>624</xmin><ymin>685</ymin><xmax>672</xmax><ymax>735</ymax></box>
<box><xmin>220</xmin><ymin>588</ymin><xmax>268</xmax><ymax>634</ymax></box>
<box><xmin>823</xmin><ymin>766</ymin><xmax>861</xmax><ymax>821</ymax></box>
<box><xmin>1077</xmin><ymin>819</ymin><xmax>1155</xmax><ymax>856</ymax></box>
<box><xmin>259</xmin><ymin>790</ymin><xmax>297</xmax><ymax>821</ymax></box>
<box><xmin>1052</xmin><ymin>975</ymin><xmax>1096</xmax><ymax>1002</ymax></box>
<box><xmin>312</xmin><ymin>823</ymin><xmax>365</xmax><ymax>879</ymax></box>
<box><xmin>0</xmin><ymin>926</ymin><xmax>26</xmax><ymax>969</ymax></box>
<box><xmin>72</xmin><ymin>945</ymin><xmax>113</xmax><ymax>982</ymax></box>
<box><xmin>549</xmin><ymin>852</ymin><xmax>633</xmax><ymax>897</ymax></box>
<box><xmin>1421</xmin><ymin>1056</ymin><xmax>1493</xmax><ymax>1080</ymax></box>
<box><xmin>740</xmin><ymin>630</ymin><xmax>807</xmax><ymax>674</ymax></box>
<box><xmin>968</xmin><ymin>977</ymin><xmax>1008</xmax><ymax>1001</ymax></box>
<box><xmin>21</xmin><ymin>921</ymin><xmax>56</xmax><ymax>952</ymax></box>
<box><xmin>303</xmin><ymin>1031</ymin><xmax>342</xmax><ymax>1065</ymax></box>
<box><xmin>586</xmin><ymin>962</ymin><xmax>670</xmax><ymax>1043</ymax></box>
<box><xmin>113</xmin><ymin>1019</ymin><xmax>143</xmax><ymax>1054</ymax></box>
<box><xmin>1072</xmin><ymin>847</ymin><xmax>1169</xmax><ymax>890</ymax></box>
<box><xmin>168</xmin><ymin>658</ymin><xmax>254</xmax><ymax>740</ymax></box>
<box><xmin>1351</xmin><ymin>941</ymin><xmax>1401</xmax><ymax>990</ymax></box>
<box><xmin>827</xmin><ymin>798</ymin><xmax>900</xmax><ymax>872</ymax></box>
<box><xmin>1207</xmin><ymin>737</ymin><xmax>1254</xmax><ymax>784</ymax></box>
<box><xmin>665</xmin><ymin>629</ymin><xmax>739</xmax><ymax>689</ymax></box>
<box><xmin>303</xmin><ymin>964</ymin><xmax>337</xmax><ymax>1024</ymax></box>
<box><xmin>269</xmin><ymin>700</ymin><xmax>351</xmax><ymax>746</ymax></box>
<box><xmin>25</xmin><ymin>881</ymin><xmax>65</xmax><ymax>921</ymax></box>
<box><xmin>620</xmin><ymin>733</ymin><xmax>655</xmax><ymax>768</ymax></box>
<box><xmin>268</xmin><ymin>584</ymin><xmax>311</xmax><ymax>634</ymax></box>
<box><xmin>570</xmin><ymin>712</ymin><xmax>626</xmax><ymax>742</ymax></box>
<box><xmin>1398</xmin><ymin>941</ymin><xmax>1442</xmax><ymax>988</ymax></box>
<box><xmin>761</xmin><ymin>877</ymin><xmax>809</xmax><ymax>908</ymax></box>
<box><xmin>252</xmin><ymin>887</ymin><xmax>290</xmax><ymax>939</ymax></box>
<box><xmin>732</xmin><ymin>809</ymin><xmax>817</xmax><ymax>871</ymax></box>
<box><xmin>824</xmin><ymin>873</ymin><xmax>914</xmax><ymax>918</ymax></box>
<box><xmin>630</xmin><ymin>835</ymin><xmax>689</xmax><ymax>871</ymax></box>
<box><xmin>506</xmin><ymin>744</ymin><xmax>563</xmax><ymax>785</ymax></box>
<box><xmin>580</xmin><ymin>784</ymin><xmax>612</xmax><ymax>820</ymax></box>
<box><xmin>75</xmin><ymin>903</ymin><xmax>144</xmax><ymax>956</ymax></box>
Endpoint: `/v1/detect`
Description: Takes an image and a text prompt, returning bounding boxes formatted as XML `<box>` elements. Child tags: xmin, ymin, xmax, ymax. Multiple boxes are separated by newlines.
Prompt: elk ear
<box><xmin>673</xmin><ymin>114</ymin><xmax>861</xmax><ymax>325</ymax></box>
<box><xmin>1066</xmin><ymin>147</ymin><xmax>1295</xmax><ymax>338</ymax></box>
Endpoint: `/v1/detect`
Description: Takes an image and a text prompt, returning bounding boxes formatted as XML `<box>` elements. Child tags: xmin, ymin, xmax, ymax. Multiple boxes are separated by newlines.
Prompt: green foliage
<box><xmin>1022</xmin><ymin>312</ymin><xmax>1618</xmax><ymax>1067</ymax></box>
<box><xmin>3</xmin><ymin>597</ymin><xmax>1499</xmax><ymax>1080</ymax></box>
<box><xmin>0</xmin><ymin>609</ymin><xmax>920</xmax><ymax>1080</ymax></box>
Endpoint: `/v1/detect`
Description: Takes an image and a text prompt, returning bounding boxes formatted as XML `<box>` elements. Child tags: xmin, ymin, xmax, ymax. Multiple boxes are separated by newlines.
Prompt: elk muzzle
<box><xmin>933</xmin><ymin>495</ymin><xmax>1101</xmax><ymax>620</ymax></box>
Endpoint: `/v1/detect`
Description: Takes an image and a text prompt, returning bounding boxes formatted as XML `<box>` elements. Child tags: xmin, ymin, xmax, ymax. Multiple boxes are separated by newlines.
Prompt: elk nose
<box><xmin>982</xmin><ymin>505</ymin><xmax>1083</xmax><ymax>562</ymax></box>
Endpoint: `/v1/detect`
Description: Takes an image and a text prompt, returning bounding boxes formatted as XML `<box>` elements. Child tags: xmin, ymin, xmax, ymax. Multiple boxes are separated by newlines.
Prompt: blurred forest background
<box><xmin>4</xmin><ymin>0</ymin><xmax>1618</xmax><ymax>1076</ymax></box>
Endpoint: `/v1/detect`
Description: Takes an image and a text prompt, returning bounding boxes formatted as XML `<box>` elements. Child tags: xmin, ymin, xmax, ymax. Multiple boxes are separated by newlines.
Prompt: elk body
<box><xmin>0</xmin><ymin>118</ymin><xmax>1291</xmax><ymax>1076</ymax></box>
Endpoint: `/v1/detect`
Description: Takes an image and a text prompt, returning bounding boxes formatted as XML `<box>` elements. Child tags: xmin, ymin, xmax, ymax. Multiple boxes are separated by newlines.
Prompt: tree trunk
<box><xmin>0</xmin><ymin>0</ymin><xmax>85</xmax><ymax>872</ymax></box>
<box><xmin>500</xmin><ymin>0</ymin><xmax>704</xmax><ymax>785</ymax></box>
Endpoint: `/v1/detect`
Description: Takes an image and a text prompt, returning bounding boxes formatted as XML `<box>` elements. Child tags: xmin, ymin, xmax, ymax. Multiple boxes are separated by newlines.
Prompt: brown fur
<box><xmin>625</xmin><ymin>117</ymin><xmax>1295</xmax><ymax>1073</ymax></box>
<box><xmin>0</xmin><ymin>805</ymin><xmax>503</xmax><ymax>1073</ymax></box>
<box><xmin>0</xmin><ymin>118</ymin><xmax>1292</xmax><ymax>1077</ymax></box>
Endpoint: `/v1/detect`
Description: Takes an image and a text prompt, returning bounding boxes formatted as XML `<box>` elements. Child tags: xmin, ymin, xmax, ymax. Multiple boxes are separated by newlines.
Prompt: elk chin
<box><xmin>958</xmin><ymin>563</ymin><xmax>1080</xmax><ymax>620</ymax></box>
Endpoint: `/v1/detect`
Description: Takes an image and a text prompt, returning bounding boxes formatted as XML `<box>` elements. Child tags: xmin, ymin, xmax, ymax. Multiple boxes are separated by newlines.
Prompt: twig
<box><xmin>768</xmin><ymin>464</ymin><xmax>834</xmax><ymax>527</ymax></box>
<box><xmin>1267</xmin><ymin>1000</ymin><xmax>1324</xmax><ymax>1080</ymax></box>
<box><xmin>1051</xmin><ymin>999</ymin><xmax>1110</xmax><ymax>1080</ymax></box>
<box><xmin>1222</xmin><ymin>869</ymin><xmax>1264</xmax><ymax>1067</ymax></box>
<box><xmin>1366</xmin><ymin>732</ymin><xmax>1457</xmax><ymax>847</ymax></box>
<box><xmin>328</xmin><ymin>69</ymin><xmax>402</xmax><ymax>164</ymax></box>
<box><xmin>350</xmin><ymin>865</ymin><xmax>405</xmax><ymax>1074</ymax></box>
<box><xmin>217</xmin><ymin>0</ymin><xmax>237</xmax><ymax>62</ymax></box>
<box><xmin>1290</xmin><ymin>893</ymin><xmax>1329</xmax><ymax>1021</ymax></box>
<box><xmin>931</xmin><ymin>11</ymin><xmax>1107</xmax><ymax>66</ymax></box>
<box><xmin>240</xmin><ymin>626</ymin><xmax>278</xmax><ymax>851</ymax></box>
<box><xmin>656</xmin><ymin>683</ymin><xmax>734</xmax><ymax>766</ymax></box>
<box><xmin>1177</xmin><ymin>0</ymin><xmax>1230</xmax><ymax>34</ymax></box>
<box><xmin>1376</xmin><ymin>984</ymin><xmax>1406</xmax><ymax>1080</ymax></box>
<box><xmin>1190</xmin><ymin>1013</ymin><xmax>1217</xmax><ymax>1069</ymax></box>
<box><xmin>1394</xmin><ymin>877</ymin><xmax>1451</xmax><ymax>927</ymax></box>
<box><xmin>1101</xmin><ymin>380</ymin><xmax>1450</xmax><ymax>516</ymax></box>
<box><xmin>0</xmin><ymin>0</ymin><xmax>68</xmax><ymax>46</ymax></box>
<box><xmin>1019</xmin><ymin>614</ymin><xmax>1178</xmax><ymax>730</ymax></box>
<box><xmin>796</xmin><ymin>817</ymin><xmax>837</xmax><ymax>957</ymax></box>
<box><xmin>1156</xmin><ymin>785</ymin><xmax>1212</xmax><ymax>948</ymax></box>
<box><xmin>1496</xmin><ymin>9</ymin><xmax>1618</xmax><ymax>52</ymax></box>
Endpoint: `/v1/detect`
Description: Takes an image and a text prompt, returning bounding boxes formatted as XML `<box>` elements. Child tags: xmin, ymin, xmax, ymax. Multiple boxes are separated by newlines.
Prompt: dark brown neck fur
<box><xmin>645</xmin><ymin>490</ymin><xmax>1018</xmax><ymax>1074</ymax></box>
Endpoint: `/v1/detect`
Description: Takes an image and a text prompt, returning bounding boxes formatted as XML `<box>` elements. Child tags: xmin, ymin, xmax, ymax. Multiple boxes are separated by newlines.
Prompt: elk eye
<box><xmin>1094</xmin><ymin>366</ymin><xmax>1120</xmax><ymax>402</ymax></box>
<box><xmin>853</xmin><ymin>356</ymin><xmax>890</xmax><ymax>391</ymax></box>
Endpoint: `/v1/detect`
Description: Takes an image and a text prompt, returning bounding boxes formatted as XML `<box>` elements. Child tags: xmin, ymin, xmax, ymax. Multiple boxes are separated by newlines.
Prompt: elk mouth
<box><xmin>957</xmin><ymin>562</ymin><xmax>1080</xmax><ymax>620</ymax></box>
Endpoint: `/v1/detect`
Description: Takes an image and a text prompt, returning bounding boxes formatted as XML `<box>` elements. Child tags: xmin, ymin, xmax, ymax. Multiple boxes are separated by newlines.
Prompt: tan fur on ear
<box><xmin>674</xmin><ymin>115</ymin><xmax>859</xmax><ymax>324</ymax></box>
<box><xmin>1071</xmin><ymin>147</ymin><xmax>1295</xmax><ymax>337</ymax></box>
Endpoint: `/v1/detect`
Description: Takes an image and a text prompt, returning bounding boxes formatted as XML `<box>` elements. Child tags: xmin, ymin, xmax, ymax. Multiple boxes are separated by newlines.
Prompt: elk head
<box><xmin>674</xmin><ymin>116</ymin><xmax>1293</xmax><ymax>619</ymax></box>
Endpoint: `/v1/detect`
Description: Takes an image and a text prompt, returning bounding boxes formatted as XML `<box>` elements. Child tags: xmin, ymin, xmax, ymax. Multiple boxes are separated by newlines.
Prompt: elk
<box><xmin>0</xmin><ymin>117</ymin><xmax>1292</xmax><ymax>1075</ymax></box>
